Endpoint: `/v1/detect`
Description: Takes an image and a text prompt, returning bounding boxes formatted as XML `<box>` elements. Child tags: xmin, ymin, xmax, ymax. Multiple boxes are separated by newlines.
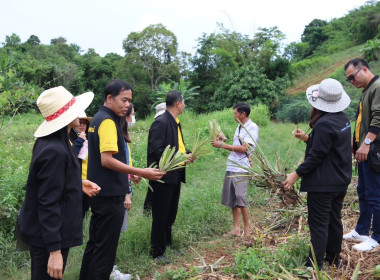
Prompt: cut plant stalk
<box><xmin>191</xmin><ymin>131</ymin><xmax>213</xmax><ymax>158</ymax></box>
<box><xmin>148</xmin><ymin>145</ymin><xmax>188</xmax><ymax>184</ymax></box>
<box><xmin>228</xmin><ymin>121</ymin><xmax>303</xmax><ymax>207</ymax></box>
<box><xmin>150</xmin><ymin>145</ymin><xmax>188</xmax><ymax>173</ymax></box>
<box><xmin>208</xmin><ymin>119</ymin><xmax>227</xmax><ymax>141</ymax></box>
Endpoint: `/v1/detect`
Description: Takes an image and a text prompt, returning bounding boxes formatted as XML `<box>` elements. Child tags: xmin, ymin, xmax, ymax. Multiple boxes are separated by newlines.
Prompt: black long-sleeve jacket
<box><xmin>296</xmin><ymin>112</ymin><xmax>352</xmax><ymax>192</ymax></box>
<box><xmin>18</xmin><ymin>134</ymin><xmax>83</xmax><ymax>252</ymax></box>
<box><xmin>147</xmin><ymin>110</ymin><xmax>190</xmax><ymax>185</ymax></box>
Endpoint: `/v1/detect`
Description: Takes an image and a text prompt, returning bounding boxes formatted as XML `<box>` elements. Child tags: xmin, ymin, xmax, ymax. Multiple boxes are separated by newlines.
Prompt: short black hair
<box><xmin>233</xmin><ymin>102</ymin><xmax>250</xmax><ymax>117</ymax></box>
<box><xmin>104</xmin><ymin>79</ymin><xmax>132</xmax><ymax>102</ymax></box>
<box><xmin>166</xmin><ymin>90</ymin><xmax>183</xmax><ymax>107</ymax></box>
<box><xmin>344</xmin><ymin>58</ymin><xmax>371</xmax><ymax>71</ymax></box>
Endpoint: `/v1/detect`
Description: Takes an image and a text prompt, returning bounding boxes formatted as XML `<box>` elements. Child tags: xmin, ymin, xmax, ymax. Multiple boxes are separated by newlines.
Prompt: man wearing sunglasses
<box><xmin>343</xmin><ymin>58</ymin><xmax>380</xmax><ymax>252</ymax></box>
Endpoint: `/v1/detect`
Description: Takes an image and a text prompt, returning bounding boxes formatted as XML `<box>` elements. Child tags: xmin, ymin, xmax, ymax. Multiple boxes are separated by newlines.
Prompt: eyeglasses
<box><xmin>346</xmin><ymin>67</ymin><xmax>363</xmax><ymax>82</ymax></box>
<box><xmin>79</xmin><ymin>119</ymin><xmax>89</xmax><ymax>125</ymax></box>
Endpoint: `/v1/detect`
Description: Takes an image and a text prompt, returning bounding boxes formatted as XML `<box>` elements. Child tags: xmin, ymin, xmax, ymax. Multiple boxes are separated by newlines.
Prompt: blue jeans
<box><xmin>356</xmin><ymin>161</ymin><xmax>380</xmax><ymax>242</ymax></box>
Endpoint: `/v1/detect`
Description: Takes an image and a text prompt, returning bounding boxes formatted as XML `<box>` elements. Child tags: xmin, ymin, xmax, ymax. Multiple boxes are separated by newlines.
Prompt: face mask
<box><xmin>127</xmin><ymin>115</ymin><xmax>136</xmax><ymax>128</ymax></box>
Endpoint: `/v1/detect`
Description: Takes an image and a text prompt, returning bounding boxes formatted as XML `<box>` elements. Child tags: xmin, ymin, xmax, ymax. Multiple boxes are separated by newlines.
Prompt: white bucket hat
<box><xmin>306</xmin><ymin>78</ymin><xmax>350</xmax><ymax>113</ymax></box>
<box><xmin>34</xmin><ymin>86</ymin><xmax>94</xmax><ymax>137</ymax></box>
<box><xmin>154</xmin><ymin>102</ymin><xmax>166</xmax><ymax>119</ymax></box>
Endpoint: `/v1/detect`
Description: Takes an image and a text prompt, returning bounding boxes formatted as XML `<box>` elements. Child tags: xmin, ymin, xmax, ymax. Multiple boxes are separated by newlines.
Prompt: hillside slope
<box><xmin>286</xmin><ymin>46</ymin><xmax>362</xmax><ymax>95</ymax></box>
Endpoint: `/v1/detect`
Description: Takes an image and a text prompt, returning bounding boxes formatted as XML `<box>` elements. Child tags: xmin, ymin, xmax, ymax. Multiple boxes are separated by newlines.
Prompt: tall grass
<box><xmin>0</xmin><ymin>109</ymin><xmax>307</xmax><ymax>279</ymax></box>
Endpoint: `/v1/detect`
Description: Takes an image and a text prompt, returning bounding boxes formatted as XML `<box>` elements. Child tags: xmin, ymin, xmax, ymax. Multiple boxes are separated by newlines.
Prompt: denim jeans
<box><xmin>356</xmin><ymin>161</ymin><xmax>380</xmax><ymax>242</ymax></box>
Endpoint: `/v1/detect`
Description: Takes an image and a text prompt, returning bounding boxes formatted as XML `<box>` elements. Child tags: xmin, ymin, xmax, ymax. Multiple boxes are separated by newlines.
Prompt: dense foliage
<box><xmin>1</xmin><ymin>1</ymin><xmax>379</xmax><ymax>119</ymax></box>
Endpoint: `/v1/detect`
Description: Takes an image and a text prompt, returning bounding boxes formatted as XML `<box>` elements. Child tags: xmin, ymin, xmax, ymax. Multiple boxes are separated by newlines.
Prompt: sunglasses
<box><xmin>346</xmin><ymin>67</ymin><xmax>363</xmax><ymax>82</ymax></box>
<box><xmin>79</xmin><ymin>119</ymin><xmax>89</xmax><ymax>125</ymax></box>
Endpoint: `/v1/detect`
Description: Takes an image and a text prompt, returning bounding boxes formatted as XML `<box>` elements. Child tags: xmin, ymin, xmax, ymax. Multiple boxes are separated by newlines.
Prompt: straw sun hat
<box><xmin>306</xmin><ymin>78</ymin><xmax>350</xmax><ymax>113</ymax></box>
<box><xmin>154</xmin><ymin>102</ymin><xmax>166</xmax><ymax>119</ymax></box>
<box><xmin>34</xmin><ymin>86</ymin><xmax>94</xmax><ymax>137</ymax></box>
<box><xmin>78</xmin><ymin>111</ymin><xmax>93</xmax><ymax>122</ymax></box>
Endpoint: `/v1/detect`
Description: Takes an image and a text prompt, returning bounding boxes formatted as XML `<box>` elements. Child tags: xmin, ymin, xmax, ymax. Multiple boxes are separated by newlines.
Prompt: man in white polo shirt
<box><xmin>211</xmin><ymin>102</ymin><xmax>258</xmax><ymax>238</ymax></box>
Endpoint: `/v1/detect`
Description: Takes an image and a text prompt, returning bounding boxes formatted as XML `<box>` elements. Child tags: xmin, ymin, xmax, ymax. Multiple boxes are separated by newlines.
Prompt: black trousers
<box><xmin>306</xmin><ymin>191</ymin><xmax>346</xmax><ymax>269</ymax></box>
<box><xmin>30</xmin><ymin>247</ymin><xmax>69</xmax><ymax>280</ymax></box>
<box><xmin>151</xmin><ymin>182</ymin><xmax>181</xmax><ymax>258</ymax></box>
<box><xmin>82</xmin><ymin>193</ymin><xmax>90</xmax><ymax>218</ymax></box>
<box><xmin>143</xmin><ymin>187</ymin><xmax>154</xmax><ymax>214</ymax></box>
<box><xmin>79</xmin><ymin>195</ymin><xmax>125</xmax><ymax>280</ymax></box>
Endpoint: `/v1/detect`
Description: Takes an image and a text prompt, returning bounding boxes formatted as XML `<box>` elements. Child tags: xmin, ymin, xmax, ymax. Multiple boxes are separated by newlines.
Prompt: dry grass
<box><xmin>339</xmin><ymin>179</ymin><xmax>380</xmax><ymax>280</ymax></box>
<box><xmin>152</xmin><ymin>176</ymin><xmax>380</xmax><ymax>279</ymax></box>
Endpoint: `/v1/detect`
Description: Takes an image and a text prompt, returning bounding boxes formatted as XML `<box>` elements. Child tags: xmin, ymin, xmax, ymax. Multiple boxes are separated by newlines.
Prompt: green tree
<box><xmin>315</xmin><ymin>17</ymin><xmax>353</xmax><ymax>54</ymax></box>
<box><xmin>25</xmin><ymin>35</ymin><xmax>40</xmax><ymax>46</ymax></box>
<box><xmin>190</xmin><ymin>26</ymin><xmax>251</xmax><ymax>112</ymax></box>
<box><xmin>118</xmin><ymin>24</ymin><xmax>180</xmax><ymax>117</ymax></box>
<box><xmin>3</xmin><ymin>33</ymin><xmax>21</xmax><ymax>47</ymax></box>
<box><xmin>361</xmin><ymin>39</ymin><xmax>380</xmax><ymax>62</ymax></box>
<box><xmin>79</xmin><ymin>51</ymin><xmax>121</xmax><ymax>116</ymax></box>
<box><xmin>350</xmin><ymin>0</ymin><xmax>380</xmax><ymax>44</ymax></box>
<box><xmin>0</xmin><ymin>53</ymin><xmax>40</xmax><ymax>129</ymax></box>
<box><xmin>50</xmin><ymin>36</ymin><xmax>67</xmax><ymax>45</ymax></box>
<box><xmin>17</xmin><ymin>44</ymin><xmax>80</xmax><ymax>91</ymax></box>
<box><xmin>212</xmin><ymin>63</ymin><xmax>288</xmax><ymax>111</ymax></box>
<box><xmin>176</xmin><ymin>51</ymin><xmax>192</xmax><ymax>79</ymax></box>
<box><xmin>301</xmin><ymin>19</ymin><xmax>328</xmax><ymax>56</ymax></box>
<box><xmin>70</xmin><ymin>43</ymin><xmax>82</xmax><ymax>54</ymax></box>
<box><xmin>114</xmin><ymin>54</ymin><xmax>153</xmax><ymax>118</ymax></box>
<box><xmin>283</xmin><ymin>42</ymin><xmax>310</xmax><ymax>62</ymax></box>
<box><xmin>250</xmin><ymin>27</ymin><xmax>290</xmax><ymax>80</ymax></box>
<box><xmin>122</xmin><ymin>24</ymin><xmax>180</xmax><ymax>93</ymax></box>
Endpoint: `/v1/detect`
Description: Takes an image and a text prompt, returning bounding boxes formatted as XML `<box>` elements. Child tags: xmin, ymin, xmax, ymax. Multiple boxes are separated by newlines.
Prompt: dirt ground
<box><xmin>149</xmin><ymin>176</ymin><xmax>380</xmax><ymax>279</ymax></box>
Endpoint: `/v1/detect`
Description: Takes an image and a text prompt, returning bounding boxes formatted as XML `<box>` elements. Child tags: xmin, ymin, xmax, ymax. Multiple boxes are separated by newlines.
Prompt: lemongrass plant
<box><xmin>191</xmin><ymin>131</ymin><xmax>213</xmax><ymax>158</ymax></box>
<box><xmin>208</xmin><ymin>119</ymin><xmax>227</xmax><ymax>141</ymax></box>
<box><xmin>143</xmin><ymin>145</ymin><xmax>188</xmax><ymax>186</ymax></box>
<box><xmin>228</xmin><ymin>121</ymin><xmax>303</xmax><ymax>207</ymax></box>
<box><xmin>155</xmin><ymin>145</ymin><xmax>188</xmax><ymax>172</ymax></box>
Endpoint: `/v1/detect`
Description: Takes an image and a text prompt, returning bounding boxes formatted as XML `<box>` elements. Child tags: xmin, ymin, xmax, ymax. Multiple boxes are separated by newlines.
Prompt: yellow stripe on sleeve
<box><xmin>98</xmin><ymin>119</ymin><xmax>118</xmax><ymax>153</ymax></box>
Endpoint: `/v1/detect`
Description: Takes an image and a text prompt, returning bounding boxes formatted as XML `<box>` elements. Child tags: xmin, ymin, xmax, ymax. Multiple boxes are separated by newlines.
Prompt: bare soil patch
<box><xmin>286</xmin><ymin>59</ymin><xmax>352</xmax><ymax>95</ymax></box>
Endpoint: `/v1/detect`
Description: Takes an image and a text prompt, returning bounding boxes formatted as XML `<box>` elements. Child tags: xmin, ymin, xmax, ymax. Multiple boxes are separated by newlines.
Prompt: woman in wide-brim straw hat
<box><xmin>17</xmin><ymin>86</ymin><xmax>101</xmax><ymax>279</ymax></box>
<box><xmin>282</xmin><ymin>78</ymin><xmax>352</xmax><ymax>270</ymax></box>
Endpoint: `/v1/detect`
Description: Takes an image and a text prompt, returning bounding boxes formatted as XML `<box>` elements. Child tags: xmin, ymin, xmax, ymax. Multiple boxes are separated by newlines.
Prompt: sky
<box><xmin>0</xmin><ymin>0</ymin><xmax>371</xmax><ymax>57</ymax></box>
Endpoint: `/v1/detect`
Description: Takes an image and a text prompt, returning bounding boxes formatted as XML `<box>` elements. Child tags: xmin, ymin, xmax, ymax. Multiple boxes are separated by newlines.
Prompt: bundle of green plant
<box><xmin>154</xmin><ymin>145</ymin><xmax>188</xmax><ymax>172</ymax></box>
<box><xmin>208</xmin><ymin>119</ymin><xmax>227</xmax><ymax>141</ymax></box>
<box><xmin>191</xmin><ymin>131</ymin><xmax>213</xmax><ymax>158</ymax></box>
<box><xmin>228</xmin><ymin>122</ymin><xmax>303</xmax><ymax>207</ymax></box>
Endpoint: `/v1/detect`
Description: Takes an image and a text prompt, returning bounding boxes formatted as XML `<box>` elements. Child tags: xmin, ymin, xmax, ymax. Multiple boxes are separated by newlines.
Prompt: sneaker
<box><xmin>154</xmin><ymin>255</ymin><xmax>171</xmax><ymax>264</ymax></box>
<box><xmin>343</xmin><ymin>229</ymin><xmax>369</xmax><ymax>242</ymax></box>
<box><xmin>353</xmin><ymin>237</ymin><xmax>379</xmax><ymax>252</ymax></box>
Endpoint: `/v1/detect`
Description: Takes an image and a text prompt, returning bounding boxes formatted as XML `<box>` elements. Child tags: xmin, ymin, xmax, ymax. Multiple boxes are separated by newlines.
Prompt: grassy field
<box><xmin>3</xmin><ymin>45</ymin><xmax>380</xmax><ymax>279</ymax></box>
<box><xmin>2</xmin><ymin>106</ymin><xmax>380</xmax><ymax>279</ymax></box>
<box><xmin>0</xmin><ymin>108</ymin><xmax>309</xmax><ymax>279</ymax></box>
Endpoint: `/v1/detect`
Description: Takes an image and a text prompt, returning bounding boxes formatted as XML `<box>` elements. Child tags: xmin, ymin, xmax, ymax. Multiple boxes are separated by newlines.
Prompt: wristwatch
<box><xmin>364</xmin><ymin>138</ymin><xmax>372</xmax><ymax>145</ymax></box>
